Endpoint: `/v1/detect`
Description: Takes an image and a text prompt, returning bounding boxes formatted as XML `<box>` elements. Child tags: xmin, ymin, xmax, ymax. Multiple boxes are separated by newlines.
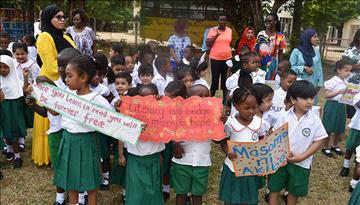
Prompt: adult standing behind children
<box><xmin>236</xmin><ymin>26</ymin><xmax>256</xmax><ymax>54</ymax></box>
<box><xmin>168</xmin><ymin>20</ymin><xmax>191</xmax><ymax>71</ymax></box>
<box><xmin>290</xmin><ymin>28</ymin><xmax>324</xmax><ymax>97</ymax></box>
<box><xmin>206</xmin><ymin>14</ymin><xmax>232</xmax><ymax>99</ymax></box>
<box><xmin>66</xmin><ymin>8</ymin><xmax>97</xmax><ymax>57</ymax></box>
<box><xmin>256</xmin><ymin>13</ymin><xmax>286</xmax><ymax>80</ymax></box>
<box><xmin>35</xmin><ymin>4</ymin><xmax>75</xmax><ymax>166</ymax></box>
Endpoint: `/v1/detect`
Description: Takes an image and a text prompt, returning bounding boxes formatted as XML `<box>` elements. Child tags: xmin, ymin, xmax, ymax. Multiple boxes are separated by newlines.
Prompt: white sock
<box><xmin>350</xmin><ymin>179</ymin><xmax>359</xmax><ymax>188</ymax></box>
<box><xmin>344</xmin><ymin>159</ymin><xmax>350</xmax><ymax>168</ymax></box>
<box><xmin>162</xmin><ymin>184</ymin><xmax>170</xmax><ymax>193</ymax></box>
<box><xmin>7</xmin><ymin>145</ymin><xmax>13</xmax><ymax>153</ymax></box>
<box><xmin>78</xmin><ymin>192</ymin><xmax>85</xmax><ymax>204</ymax></box>
<box><xmin>14</xmin><ymin>152</ymin><xmax>20</xmax><ymax>159</ymax></box>
<box><xmin>19</xmin><ymin>137</ymin><xmax>25</xmax><ymax>144</ymax></box>
<box><xmin>56</xmin><ymin>192</ymin><xmax>65</xmax><ymax>203</ymax></box>
<box><xmin>123</xmin><ymin>189</ymin><xmax>126</xmax><ymax>196</ymax></box>
<box><xmin>102</xmin><ymin>178</ymin><xmax>109</xmax><ymax>185</ymax></box>
<box><xmin>103</xmin><ymin>171</ymin><xmax>109</xmax><ymax>179</ymax></box>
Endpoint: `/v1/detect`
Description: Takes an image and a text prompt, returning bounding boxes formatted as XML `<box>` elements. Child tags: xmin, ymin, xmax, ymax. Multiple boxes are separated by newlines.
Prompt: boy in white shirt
<box><xmin>269</xmin><ymin>80</ymin><xmax>328</xmax><ymax>205</ymax></box>
<box><xmin>152</xmin><ymin>55</ymin><xmax>173</xmax><ymax>95</ymax></box>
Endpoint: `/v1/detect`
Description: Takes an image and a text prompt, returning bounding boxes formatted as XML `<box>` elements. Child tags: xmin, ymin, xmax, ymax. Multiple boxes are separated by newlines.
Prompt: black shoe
<box><xmin>185</xmin><ymin>195</ymin><xmax>191</xmax><ymax>205</ymax></box>
<box><xmin>282</xmin><ymin>192</ymin><xmax>288</xmax><ymax>204</ymax></box>
<box><xmin>100</xmin><ymin>183</ymin><xmax>109</xmax><ymax>191</ymax></box>
<box><xmin>340</xmin><ymin>167</ymin><xmax>350</xmax><ymax>177</ymax></box>
<box><xmin>264</xmin><ymin>192</ymin><xmax>270</xmax><ymax>203</ymax></box>
<box><xmin>2</xmin><ymin>147</ymin><xmax>7</xmax><ymax>155</ymax></box>
<box><xmin>331</xmin><ymin>146</ymin><xmax>344</xmax><ymax>155</ymax></box>
<box><xmin>13</xmin><ymin>158</ymin><xmax>23</xmax><ymax>169</ymax></box>
<box><xmin>19</xmin><ymin>143</ymin><xmax>25</xmax><ymax>152</ymax></box>
<box><xmin>321</xmin><ymin>148</ymin><xmax>333</xmax><ymax>157</ymax></box>
<box><xmin>163</xmin><ymin>191</ymin><xmax>170</xmax><ymax>202</ymax></box>
<box><xmin>6</xmin><ymin>152</ymin><xmax>15</xmax><ymax>161</ymax></box>
<box><xmin>349</xmin><ymin>185</ymin><xmax>354</xmax><ymax>193</ymax></box>
<box><xmin>53</xmin><ymin>202</ymin><xmax>66</xmax><ymax>205</ymax></box>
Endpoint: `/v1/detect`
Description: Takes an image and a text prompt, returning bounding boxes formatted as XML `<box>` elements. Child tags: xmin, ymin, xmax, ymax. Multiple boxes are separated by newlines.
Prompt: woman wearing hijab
<box><xmin>236</xmin><ymin>26</ymin><xmax>256</xmax><ymax>54</ymax></box>
<box><xmin>34</xmin><ymin>5</ymin><xmax>75</xmax><ymax>166</ymax></box>
<box><xmin>290</xmin><ymin>28</ymin><xmax>324</xmax><ymax>96</ymax></box>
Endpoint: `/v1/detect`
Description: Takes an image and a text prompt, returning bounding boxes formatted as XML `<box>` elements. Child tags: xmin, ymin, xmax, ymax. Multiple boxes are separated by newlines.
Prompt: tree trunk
<box><xmin>290</xmin><ymin>0</ymin><xmax>303</xmax><ymax>51</ymax></box>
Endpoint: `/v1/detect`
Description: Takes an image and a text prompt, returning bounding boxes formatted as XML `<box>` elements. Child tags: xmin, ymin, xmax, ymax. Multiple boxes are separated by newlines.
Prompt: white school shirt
<box><xmin>349</xmin><ymin>93</ymin><xmax>360</xmax><ymax>130</ymax></box>
<box><xmin>90</xmin><ymin>83</ymin><xmax>110</xmax><ymax>97</ymax></box>
<box><xmin>224</xmin><ymin>114</ymin><xmax>269</xmax><ymax>172</ymax></box>
<box><xmin>251</xmin><ymin>69</ymin><xmax>266</xmax><ymax>84</ymax></box>
<box><xmin>130</xmin><ymin>70</ymin><xmax>140</xmax><ymax>87</ymax></box>
<box><xmin>324</xmin><ymin>76</ymin><xmax>347</xmax><ymax>101</ymax></box>
<box><xmin>61</xmin><ymin>91</ymin><xmax>112</xmax><ymax>133</ymax></box>
<box><xmin>193</xmin><ymin>78</ymin><xmax>210</xmax><ymax>90</ymax></box>
<box><xmin>27</xmin><ymin>46</ymin><xmax>37</xmax><ymax>62</ymax></box>
<box><xmin>47</xmin><ymin>78</ymin><xmax>67</xmax><ymax>135</ymax></box>
<box><xmin>14</xmin><ymin>59</ymin><xmax>40</xmax><ymax>83</ymax></box>
<box><xmin>172</xmin><ymin>140</ymin><xmax>212</xmax><ymax>167</ymax></box>
<box><xmin>226</xmin><ymin>68</ymin><xmax>266</xmax><ymax>91</ymax></box>
<box><xmin>229</xmin><ymin>86</ymin><xmax>238</xmax><ymax>115</ymax></box>
<box><xmin>274</xmin><ymin>107</ymin><xmax>328</xmax><ymax>169</ymax></box>
<box><xmin>152</xmin><ymin>73</ymin><xmax>173</xmax><ymax>95</ymax></box>
<box><xmin>126</xmin><ymin>140</ymin><xmax>165</xmax><ymax>156</ymax></box>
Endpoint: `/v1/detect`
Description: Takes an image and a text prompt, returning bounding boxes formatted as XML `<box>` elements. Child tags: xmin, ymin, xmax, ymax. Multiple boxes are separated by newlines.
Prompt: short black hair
<box><xmin>189</xmin><ymin>58</ymin><xmax>208</xmax><ymax>81</ymax></box>
<box><xmin>282</xmin><ymin>69</ymin><xmax>297</xmax><ymax>78</ymax></box>
<box><xmin>12</xmin><ymin>42</ymin><xmax>28</xmax><ymax>53</ymax></box>
<box><xmin>154</xmin><ymin>55</ymin><xmax>170</xmax><ymax>71</ymax></box>
<box><xmin>71</xmin><ymin>8</ymin><xmax>88</xmax><ymax>24</ymax></box>
<box><xmin>138</xmin><ymin>83</ymin><xmax>159</xmax><ymax>96</ymax></box>
<box><xmin>111</xmin><ymin>43</ymin><xmax>124</xmax><ymax>56</ymax></box>
<box><xmin>58</xmin><ymin>47</ymin><xmax>81</xmax><ymax>67</ymax></box>
<box><xmin>0</xmin><ymin>49</ymin><xmax>13</xmax><ymax>57</ymax></box>
<box><xmin>111</xmin><ymin>55</ymin><xmax>125</xmax><ymax>66</ymax></box>
<box><xmin>174</xmin><ymin>66</ymin><xmax>193</xmax><ymax>81</ymax></box>
<box><xmin>232</xmin><ymin>86</ymin><xmax>256</xmax><ymax>106</ymax></box>
<box><xmin>115</xmin><ymin>72</ymin><xmax>132</xmax><ymax>85</ymax></box>
<box><xmin>69</xmin><ymin>54</ymin><xmax>97</xmax><ymax>84</ymax></box>
<box><xmin>185</xmin><ymin>45</ymin><xmax>195</xmax><ymax>54</ymax></box>
<box><xmin>93</xmin><ymin>52</ymin><xmax>109</xmax><ymax>74</ymax></box>
<box><xmin>138</xmin><ymin>64</ymin><xmax>154</xmax><ymax>76</ymax></box>
<box><xmin>336</xmin><ymin>58</ymin><xmax>352</xmax><ymax>71</ymax></box>
<box><xmin>138</xmin><ymin>45</ymin><xmax>154</xmax><ymax>63</ymax></box>
<box><xmin>0</xmin><ymin>32</ymin><xmax>10</xmax><ymax>40</ymax></box>
<box><xmin>252</xmin><ymin>83</ymin><xmax>274</xmax><ymax>106</ymax></box>
<box><xmin>237</xmin><ymin>69</ymin><xmax>253</xmax><ymax>87</ymax></box>
<box><xmin>128</xmin><ymin>46</ymin><xmax>138</xmax><ymax>56</ymax></box>
<box><xmin>288</xmin><ymin>80</ymin><xmax>317</xmax><ymax>99</ymax></box>
<box><xmin>165</xmin><ymin>80</ymin><xmax>187</xmax><ymax>98</ymax></box>
<box><xmin>23</xmin><ymin>34</ymin><xmax>36</xmax><ymax>46</ymax></box>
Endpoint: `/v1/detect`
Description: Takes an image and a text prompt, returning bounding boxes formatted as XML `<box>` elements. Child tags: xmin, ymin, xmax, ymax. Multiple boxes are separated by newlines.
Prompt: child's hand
<box><xmin>25</xmin><ymin>84</ymin><xmax>33</xmax><ymax>95</ymax></box>
<box><xmin>227</xmin><ymin>152</ymin><xmax>237</xmax><ymax>160</ymax></box>
<box><xmin>114</xmin><ymin>99</ymin><xmax>122</xmax><ymax>112</ymax></box>
<box><xmin>118</xmin><ymin>154</ymin><xmax>126</xmax><ymax>166</ymax></box>
<box><xmin>287</xmin><ymin>152</ymin><xmax>303</xmax><ymax>163</ymax></box>
<box><xmin>23</xmin><ymin>69</ymin><xmax>30</xmax><ymax>80</ymax></box>
<box><xmin>173</xmin><ymin>142</ymin><xmax>185</xmax><ymax>159</ymax></box>
<box><xmin>304</xmin><ymin>66</ymin><xmax>313</xmax><ymax>75</ymax></box>
<box><xmin>155</xmin><ymin>95</ymin><xmax>163</xmax><ymax>101</ymax></box>
<box><xmin>220</xmin><ymin>114</ymin><xmax>227</xmax><ymax>123</ymax></box>
<box><xmin>36</xmin><ymin>76</ymin><xmax>56</xmax><ymax>86</ymax></box>
<box><xmin>25</xmin><ymin>96</ymin><xmax>36</xmax><ymax>106</ymax></box>
<box><xmin>141</xmin><ymin>123</ymin><xmax>147</xmax><ymax>132</ymax></box>
<box><xmin>339</xmin><ymin>89</ymin><xmax>347</xmax><ymax>95</ymax></box>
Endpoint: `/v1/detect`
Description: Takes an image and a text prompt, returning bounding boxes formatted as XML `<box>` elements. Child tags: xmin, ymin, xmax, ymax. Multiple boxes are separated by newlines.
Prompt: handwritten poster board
<box><xmin>227</xmin><ymin>123</ymin><xmax>289</xmax><ymax>177</ymax></box>
<box><xmin>120</xmin><ymin>95</ymin><xmax>225</xmax><ymax>142</ymax></box>
<box><xmin>31</xmin><ymin>83</ymin><xmax>143</xmax><ymax>145</ymax></box>
<box><xmin>339</xmin><ymin>83</ymin><xmax>360</xmax><ymax>105</ymax></box>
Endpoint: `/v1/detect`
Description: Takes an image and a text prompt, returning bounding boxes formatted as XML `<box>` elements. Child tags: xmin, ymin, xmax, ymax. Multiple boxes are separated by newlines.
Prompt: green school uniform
<box><xmin>345</xmin><ymin>129</ymin><xmax>360</xmax><ymax>152</ymax></box>
<box><xmin>48</xmin><ymin>129</ymin><xmax>63</xmax><ymax>169</ymax></box>
<box><xmin>322</xmin><ymin>100</ymin><xmax>346</xmax><ymax>133</ymax></box>
<box><xmin>24</xmin><ymin>102</ymin><xmax>34</xmax><ymax>129</ymax></box>
<box><xmin>0</xmin><ymin>98</ymin><xmax>27</xmax><ymax>142</ymax></box>
<box><xmin>54</xmin><ymin>130</ymin><xmax>102</xmax><ymax>192</ymax></box>
<box><xmin>349</xmin><ymin>182</ymin><xmax>360</xmax><ymax>205</ymax></box>
<box><xmin>110</xmin><ymin>147</ymin><xmax>128</xmax><ymax>188</ymax></box>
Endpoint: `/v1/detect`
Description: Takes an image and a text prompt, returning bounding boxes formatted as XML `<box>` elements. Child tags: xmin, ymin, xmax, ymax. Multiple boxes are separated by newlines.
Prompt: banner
<box><xmin>119</xmin><ymin>95</ymin><xmax>225</xmax><ymax>142</ymax></box>
<box><xmin>339</xmin><ymin>83</ymin><xmax>360</xmax><ymax>105</ymax></box>
<box><xmin>31</xmin><ymin>83</ymin><xmax>143</xmax><ymax>145</ymax></box>
<box><xmin>227</xmin><ymin>123</ymin><xmax>289</xmax><ymax>177</ymax></box>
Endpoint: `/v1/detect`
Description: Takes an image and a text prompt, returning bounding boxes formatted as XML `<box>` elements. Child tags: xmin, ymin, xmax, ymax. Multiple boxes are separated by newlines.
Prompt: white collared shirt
<box><xmin>324</xmin><ymin>76</ymin><xmax>347</xmax><ymax>101</ymax></box>
<box><xmin>14</xmin><ymin>59</ymin><xmax>40</xmax><ymax>83</ymax></box>
<box><xmin>193</xmin><ymin>78</ymin><xmax>210</xmax><ymax>90</ymax></box>
<box><xmin>349</xmin><ymin>93</ymin><xmax>360</xmax><ymax>130</ymax></box>
<box><xmin>251</xmin><ymin>69</ymin><xmax>266</xmax><ymax>84</ymax></box>
<box><xmin>171</xmin><ymin>140</ymin><xmax>212</xmax><ymax>167</ymax></box>
<box><xmin>274</xmin><ymin>107</ymin><xmax>328</xmax><ymax>169</ymax></box>
<box><xmin>152</xmin><ymin>73</ymin><xmax>173</xmax><ymax>95</ymax></box>
<box><xmin>90</xmin><ymin>83</ymin><xmax>110</xmax><ymax>97</ymax></box>
<box><xmin>126</xmin><ymin>140</ymin><xmax>165</xmax><ymax>156</ymax></box>
<box><xmin>224</xmin><ymin>114</ymin><xmax>269</xmax><ymax>172</ymax></box>
<box><xmin>270</xmin><ymin>87</ymin><xmax>287</xmax><ymax>114</ymax></box>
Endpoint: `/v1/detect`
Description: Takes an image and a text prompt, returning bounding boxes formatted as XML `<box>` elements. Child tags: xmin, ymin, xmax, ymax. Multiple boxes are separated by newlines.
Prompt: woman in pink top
<box><xmin>206</xmin><ymin>14</ymin><xmax>232</xmax><ymax>99</ymax></box>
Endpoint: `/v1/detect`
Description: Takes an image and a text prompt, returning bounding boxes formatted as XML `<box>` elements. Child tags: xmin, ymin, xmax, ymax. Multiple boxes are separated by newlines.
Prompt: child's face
<box><xmin>259</xmin><ymin>93</ymin><xmax>274</xmax><ymax>112</ymax></box>
<box><xmin>115</xmin><ymin>77</ymin><xmax>130</xmax><ymax>96</ymax></box>
<box><xmin>200</xmin><ymin>69</ymin><xmax>208</xmax><ymax>78</ymax></box>
<box><xmin>65</xmin><ymin>64</ymin><xmax>87</xmax><ymax>90</ymax></box>
<box><xmin>0</xmin><ymin>62</ymin><xmax>10</xmax><ymax>77</ymax></box>
<box><xmin>184</xmin><ymin>48</ymin><xmax>193</xmax><ymax>60</ymax></box>
<box><xmin>125</xmin><ymin>56</ymin><xmax>134</xmax><ymax>73</ymax></box>
<box><xmin>112</xmin><ymin>64</ymin><xmax>126</xmax><ymax>76</ymax></box>
<box><xmin>243</xmin><ymin>56</ymin><xmax>258</xmax><ymax>72</ymax></box>
<box><xmin>291</xmin><ymin>97</ymin><xmax>314</xmax><ymax>114</ymax></box>
<box><xmin>139</xmin><ymin>73</ymin><xmax>154</xmax><ymax>85</ymax></box>
<box><xmin>109</xmin><ymin>48</ymin><xmax>118</xmax><ymax>58</ymax></box>
<box><xmin>142</xmin><ymin>53</ymin><xmax>154</xmax><ymax>65</ymax></box>
<box><xmin>161</xmin><ymin>59</ymin><xmax>172</xmax><ymax>73</ymax></box>
<box><xmin>235</xmin><ymin>95</ymin><xmax>257</xmax><ymax>123</ymax></box>
<box><xmin>337</xmin><ymin>65</ymin><xmax>352</xmax><ymax>80</ymax></box>
<box><xmin>149</xmin><ymin>43</ymin><xmax>159</xmax><ymax>54</ymax></box>
<box><xmin>0</xmin><ymin>37</ymin><xmax>10</xmax><ymax>49</ymax></box>
<box><xmin>182</xmin><ymin>74</ymin><xmax>193</xmax><ymax>88</ymax></box>
<box><xmin>14</xmin><ymin>48</ymin><xmax>28</xmax><ymax>64</ymax></box>
<box><xmin>281</xmin><ymin>74</ymin><xmax>297</xmax><ymax>91</ymax></box>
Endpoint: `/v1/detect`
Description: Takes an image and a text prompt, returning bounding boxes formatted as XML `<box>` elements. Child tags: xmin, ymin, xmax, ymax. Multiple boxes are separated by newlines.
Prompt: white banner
<box><xmin>31</xmin><ymin>83</ymin><xmax>143</xmax><ymax>145</ymax></box>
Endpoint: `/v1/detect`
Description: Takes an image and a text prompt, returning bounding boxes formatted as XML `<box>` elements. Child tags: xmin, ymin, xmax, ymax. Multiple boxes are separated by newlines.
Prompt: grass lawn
<box><xmin>0</xmin><ymin>61</ymin><xmax>354</xmax><ymax>205</ymax></box>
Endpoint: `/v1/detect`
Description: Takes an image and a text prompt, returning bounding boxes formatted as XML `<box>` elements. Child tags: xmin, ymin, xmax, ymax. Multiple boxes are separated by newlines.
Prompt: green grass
<box><xmin>0</xmin><ymin>62</ymin><xmax>354</xmax><ymax>205</ymax></box>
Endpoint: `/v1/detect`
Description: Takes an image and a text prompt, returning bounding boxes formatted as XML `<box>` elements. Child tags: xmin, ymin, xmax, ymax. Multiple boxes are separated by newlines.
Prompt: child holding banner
<box><xmin>219</xmin><ymin>85</ymin><xmax>269</xmax><ymax>205</ymax></box>
<box><xmin>0</xmin><ymin>53</ymin><xmax>26</xmax><ymax>169</ymax></box>
<box><xmin>268</xmin><ymin>80</ymin><xmax>328</xmax><ymax>205</ymax></box>
<box><xmin>125</xmin><ymin>84</ymin><xmax>165</xmax><ymax>205</ymax></box>
<box><xmin>322</xmin><ymin>59</ymin><xmax>352</xmax><ymax>157</ymax></box>
<box><xmin>53</xmin><ymin>54</ymin><xmax>112</xmax><ymax>205</ymax></box>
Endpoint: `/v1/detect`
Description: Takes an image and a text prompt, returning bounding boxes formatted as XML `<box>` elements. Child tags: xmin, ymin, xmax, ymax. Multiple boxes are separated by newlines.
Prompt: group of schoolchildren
<box><xmin>1</xmin><ymin>29</ymin><xmax>360</xmax><ymax>205</ymax></box>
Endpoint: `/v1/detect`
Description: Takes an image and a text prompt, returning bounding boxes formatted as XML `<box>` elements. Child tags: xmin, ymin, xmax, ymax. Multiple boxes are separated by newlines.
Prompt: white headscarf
<box><xmin>0</xmin><ymin>55</ymin><xmax>23</xmax><ymax>99</ymax></box>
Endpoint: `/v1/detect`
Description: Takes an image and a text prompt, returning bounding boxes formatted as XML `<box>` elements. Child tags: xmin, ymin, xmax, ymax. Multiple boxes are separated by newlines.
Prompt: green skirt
<box><xmin>24</xmin><ymin>103</ymin><xmax>34</xmax><ymax>129</ymax></box>
<box><xmin>219</xmin><ymin>164</ymin><xmax>260</xmax><ymax>204</ymax></box>
<box><xmin>97</xmin><ymin>132</ymin><xmax>113</xmax><ymax>160</ymax></box>
<box><xmin>349</xmin><ymin>182</ymin><xmax>360</xmax><ymax>205</ymax></box>
<box><xmin>345</xmin><ymin>129</ymin><xmax>360</xmax><ymax>152</ymax></box>
<box><xmin>54</xmin><ymin>130</ymin><xmax>102</xmax><ymax>192</ymax></box>
<box><xmin>322</xmin><ymin>100</ymin><xmax>346</xmax><ymax>134</ymax></box>
<box><xmin>0</xmin><ymin>98</ymin><xmax>27</xmax><ymax>142</ymax></box>
<box><xmin>125</xmin><ymin>152</ymin><xmax>163</xmax><ymax>205</ymax></box>
<box><xmin>110</xmin><ymin>147</ymin><xmax>128</xmax><ymax>187</ymax></box>
<box><xmin>161</xmin><ymin>142</ymin><xmax>173</xmax><ymax>177</ymax></box>
<box><xmin>48</xmin><ymin>129</ymin><xmax>63</xmax><ymax>169</ymax></box>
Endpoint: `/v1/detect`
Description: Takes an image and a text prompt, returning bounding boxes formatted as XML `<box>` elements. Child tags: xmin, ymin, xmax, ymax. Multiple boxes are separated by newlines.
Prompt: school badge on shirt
<box><xmin>302</xmin><ymin>128</ymin><xmax>311</xmax><ymax>137</ymax></box>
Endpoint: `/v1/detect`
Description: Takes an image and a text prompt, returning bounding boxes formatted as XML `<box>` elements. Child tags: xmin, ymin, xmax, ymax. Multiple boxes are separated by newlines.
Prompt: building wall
<box><xmin>342</xmin><ymin>17</ymin><xmax>360</xmax><ymax>40</ymax></box>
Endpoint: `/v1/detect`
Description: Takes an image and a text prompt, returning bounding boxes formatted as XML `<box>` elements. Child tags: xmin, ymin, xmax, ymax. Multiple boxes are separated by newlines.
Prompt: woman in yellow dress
<box><xmin>34</xmin><ymin>5</ymin><xmax>75</xmax><ymax>165</ymax></box>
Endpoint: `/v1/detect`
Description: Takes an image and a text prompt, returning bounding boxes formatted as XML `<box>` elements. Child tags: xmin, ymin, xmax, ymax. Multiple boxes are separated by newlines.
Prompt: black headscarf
<box><xmin>298</xmin><ymin>28</ymin><xmax>317</xmax><ymax>67</ymax></box>
<box><xmin>41</xmin><ymin>5</ymin><xmax>73</xmax><ymax>53</ymax></box>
